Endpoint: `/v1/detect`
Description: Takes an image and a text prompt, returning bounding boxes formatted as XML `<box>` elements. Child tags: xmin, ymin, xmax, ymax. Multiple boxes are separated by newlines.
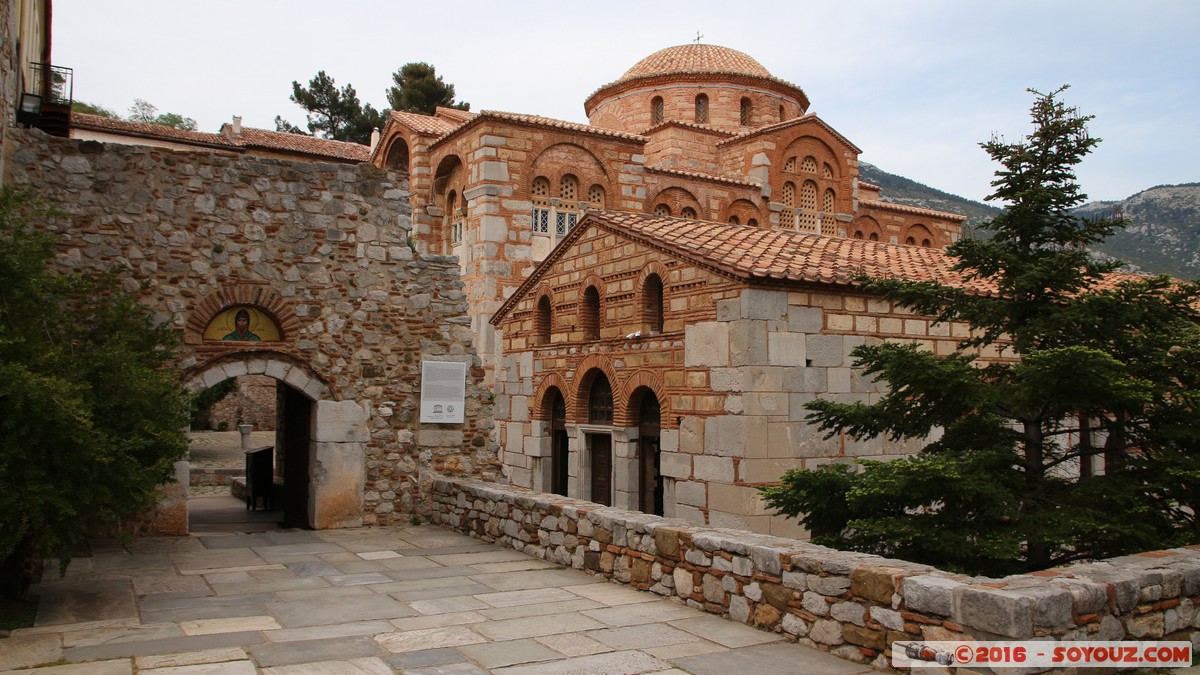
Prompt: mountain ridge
<box><xmin>860</xmin><ymin>163</ymin><xmax>1200</xmax><ymax>279</ymax></box>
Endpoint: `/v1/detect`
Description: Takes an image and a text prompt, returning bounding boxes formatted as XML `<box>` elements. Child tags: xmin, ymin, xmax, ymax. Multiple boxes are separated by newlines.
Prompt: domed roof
<box><xmin>619</xmin><ymin>44</ymin><xmax>774</xmax><ymax>82</ymax></box>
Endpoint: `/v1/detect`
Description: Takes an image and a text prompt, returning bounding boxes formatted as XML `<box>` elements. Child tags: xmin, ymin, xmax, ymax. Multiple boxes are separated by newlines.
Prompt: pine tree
<box><xmin>282</xmin><ymin>71</ymin><xmax>385</xmax><ymax>145</ymax></box>
<box><xmin>386</xmin><ymin>62</ymin><xmax>469</xmax><ymax>115</ymax></box>
<box><xmin>761</xmin><ymin>87</ymin><xmax>1200</xmax><ymax>575</ymax></box>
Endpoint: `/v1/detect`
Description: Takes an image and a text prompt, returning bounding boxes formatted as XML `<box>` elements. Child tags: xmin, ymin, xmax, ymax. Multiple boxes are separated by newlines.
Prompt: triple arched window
<box><xmin>531</xmin><ymin>174</ymin><xmax>583</xmax><ymax>241</ymax></box>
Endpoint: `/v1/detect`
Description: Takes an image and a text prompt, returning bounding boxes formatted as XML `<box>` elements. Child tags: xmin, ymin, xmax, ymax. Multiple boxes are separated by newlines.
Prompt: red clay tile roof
<box><xmin>429</xmin><ymin>110</ymin><xmax>647</xmax><ymax>150</ymax></box>
<box><xmin>641</xmin><ymin>119</ymin><xmax>736</xmax><ymax>138</ymax></box>
<box><xmin>621</xmin><ymin>44</ymin><xmax>774</xmax><ymax>81</ymax></box>
<box><xmin>595</xmin><ymin>210</ymin><xmax>982</xmax><ymax>288</ymax></box>
<box><xmin>71</xmin><ymin>112</ymin><xmax>233</xmax><ymax>148</ymax></box>
<box><xmin>494</xmin><ymin>210</ymin><xmax>1147</xmax><ymax>324</ymax></box>
<box><xmin>859</xmin><ymin>181</ymin><xmax>882</xmax><ymax>191</ymax></box>
<box><xmin>645</xmin><ymin>165</ymin><xmax>761</xmax><ymax>189</ymax></box>
<box><xmin>388</xmin><ymin>110</ymin><xmax>460</xmax><ymax>136</ymax></box>
<box><xmin>434</xmin><ymin>106</ymin><xmax>476</xmax><ymax>124</ymax></box>
<box><xmin>716</xmin><ymin>113</ymin><xmax>862</xmax><ymax>154</ymax></box>
<box><xmin>228</xmin><ymin>126</ymin><xmax>371</xmax><ymax>162</ymax></box>
<box><xmin>861</xmin><ymin>199</ymin><xmax>969</xmax><ymax>222</ymax></box>
<box><xmin>494</xmin><ymin>210</ymin><xmax>987</xmax><ymax>323</ymax></box>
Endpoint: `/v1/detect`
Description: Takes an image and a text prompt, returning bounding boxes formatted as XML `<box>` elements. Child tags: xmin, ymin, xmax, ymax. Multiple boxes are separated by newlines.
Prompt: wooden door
<box><xmin>589</xmin><ymin>434</ymin><xmax>612</xmax><ymax>506</ymax></box>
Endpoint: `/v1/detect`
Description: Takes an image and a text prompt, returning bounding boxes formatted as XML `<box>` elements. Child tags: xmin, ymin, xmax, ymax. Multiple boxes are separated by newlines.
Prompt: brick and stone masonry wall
<box><xmin>209</xmin><ymin>374</ymin><xmax>278</xmax><ymax>431</ymax></box>
<box><xmin>432</xmin><ymin>478</ymin><xmax>1200</xmax><ymax>668</ymax></box>
<box><xmin>3</xmin><ymin>128</ymin><xmax>498</xmax><ymax>528</ymax></box>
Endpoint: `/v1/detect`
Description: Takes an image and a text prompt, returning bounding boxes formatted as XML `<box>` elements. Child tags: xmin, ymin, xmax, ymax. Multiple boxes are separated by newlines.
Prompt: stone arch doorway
<box><xmin>184</xmin><ymin>354</ymin><xmax>366</xmax><ymax>532</ymax></box>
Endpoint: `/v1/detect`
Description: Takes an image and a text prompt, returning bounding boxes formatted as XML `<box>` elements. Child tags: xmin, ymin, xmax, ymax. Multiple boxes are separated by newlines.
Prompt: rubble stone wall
<box><xmin>432</xmin><ymin>478</ymin><xmax>1200</xmax><ymax>668</ymax></box>
<box><xmin>4</xmin><ymin>128</ymin><xmax>497</xmax><ymax>526</ymax></box>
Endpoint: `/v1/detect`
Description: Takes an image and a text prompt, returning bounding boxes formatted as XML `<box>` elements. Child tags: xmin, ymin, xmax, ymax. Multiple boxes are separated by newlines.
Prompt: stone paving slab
<box><xmin>248</xmin><ymin>634</ymin><xmax>382</xmax><ymax>667</ymax></box>
<box><xmin>2</xmin><ymin>522</ymin><xmax>887</xmax><ymax>674</ymax></box>
<box><xmin>668</xmin><ymin>641</ymin><xmax>877</xmax><ymax>674</ymax></box>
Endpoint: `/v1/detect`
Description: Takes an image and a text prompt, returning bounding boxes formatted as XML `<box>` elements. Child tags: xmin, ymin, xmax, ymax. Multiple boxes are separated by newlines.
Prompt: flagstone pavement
<box><xmin>0</xmin><ymin>504</ymin><xmax>878</xmax><ymax>674</ymax></box>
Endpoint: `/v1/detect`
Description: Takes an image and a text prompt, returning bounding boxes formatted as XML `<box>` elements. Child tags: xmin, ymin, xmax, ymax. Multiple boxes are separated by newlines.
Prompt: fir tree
<box><xmin>761</xmin><ymin>87</ymin><xmax>1200</xmax><ymax>575</ymax></box>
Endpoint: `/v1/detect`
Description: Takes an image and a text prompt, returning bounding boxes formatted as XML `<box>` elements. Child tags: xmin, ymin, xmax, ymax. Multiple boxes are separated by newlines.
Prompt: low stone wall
<box><xmin>431</xmin><ymin>478</ymin><xmax>1200</xmax><ymax>668</ymax></box>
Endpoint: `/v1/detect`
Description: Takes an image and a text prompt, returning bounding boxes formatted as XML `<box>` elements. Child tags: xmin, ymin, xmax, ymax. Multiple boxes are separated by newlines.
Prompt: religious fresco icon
<box><xmin>202</xmin><ymin>306</ymin><xmax>281</xmax><ymax>342</ymax></box>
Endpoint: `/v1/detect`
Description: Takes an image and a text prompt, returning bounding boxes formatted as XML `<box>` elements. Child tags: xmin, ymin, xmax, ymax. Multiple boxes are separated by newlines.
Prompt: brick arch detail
<box><xmin>724</xmin><ymin>198</ymin><xmax>762</xmax><ymax>224</ymax></box>
<box><xmin>528</xmin><ymin>142</ymin><xmax>611</xmax><ymax>199</ymax></box>
<box><xmin>617</xmin><ymin>370</ymin><xmax>669</xmax><ymax>428</ymax></box>
<box><xmin>851</xmin><ymin>215</ymin><xmax>883</xmax><ymax>241</ymax></box>
<box><xmin>571</xmin><ymin>354</ymin><xmax>621</xmax><ymax>423</ymax></box>
<box><xmin>182</xmin><ymin>351</ymin><xmax>333</xmax><ymax>402</ymax></box>
<box><xmin>778</xmin><ymin>133</ymin><xmax>840</xmax><ymax>173</ymax></box>
<box><xmin>648</xmin><ymin>186</ymin><xmax>702</xmax><ymax>217</ymax></box>
<box><xmin>533</xmin><ymin>373</ymin><xmax>572</xmax><ymax>421</ymax></box>
<box><xmin>904</xmin><ymin>223</ymin><xmax>934</xmax><ymax>245</ymax></box>
<box><xmin>187</xmin><ymin>286</ymin><xmax>299</xmax><ymax>343</ymax></box>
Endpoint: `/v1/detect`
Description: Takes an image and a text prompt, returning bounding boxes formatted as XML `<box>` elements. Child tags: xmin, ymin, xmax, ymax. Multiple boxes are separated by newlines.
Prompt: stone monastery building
<box><xmin>2</xmin><ymin>13</ymin><xmax>970</xmax><ymax>536</ymax></box>
<box><xmin>372</xmin><ymin>44</ymin><xmax>968</xmax><ymax>536</ymax></box>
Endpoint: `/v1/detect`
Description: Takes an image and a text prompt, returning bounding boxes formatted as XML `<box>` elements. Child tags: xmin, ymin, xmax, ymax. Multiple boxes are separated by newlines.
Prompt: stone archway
<box><xmin>184</xmin><ymin>355</ymin><xmax>367</xmax><ymax>532</ymax></box>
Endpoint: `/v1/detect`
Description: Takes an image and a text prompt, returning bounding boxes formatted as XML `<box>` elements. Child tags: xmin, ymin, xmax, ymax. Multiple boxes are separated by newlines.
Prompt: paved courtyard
<box><xmin>1</xmin><ymin>506</ymin><xmax>876</xmax><ymax>674</ymax></box>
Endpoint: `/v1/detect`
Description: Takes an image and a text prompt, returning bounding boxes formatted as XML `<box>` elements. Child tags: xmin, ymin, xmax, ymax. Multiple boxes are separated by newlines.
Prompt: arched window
<box><xmin>384</xmin><ymin>138</ymin><xmax>409</xmax><ymax>173</ymax></box>
<box><xmin>556</xmin><ymin>175</ymin><xmax>580</xmax><ymax>236</ymax></box>
<box><xmin>582</xmin><ymin>286</ymin><xmax>600</xmax><ymax>340</ymax></box>
<box><xmin>853</xmin><ymin>230</ymin><xmax>864</xmax><ymax>239</ymax></box>
<box><xmin>783</xmin><ymin>156</ymin><xmax>797</xmax><ymax>173</ymax></box>
<box><xmin>531</xmin><ymin>176</ymin><xmax>551</xmax><ymax>234</ymax></box>
<box><xmin>801</xmin><ymin>156</ymin><xmax>817</xmax><ymax>173</ymax></box>
<box><xmin>906</xmin><ymin>236</ymin><xmax>916</xmax><ymax>245</ymax></box>
<box><xmin>823</xmin><ymin>162</ymin><xmax>834</xmax><ymax>179</ymax></box>
<box><xmin>869</xmin><ymin>232</ymin><xmax>879</xmax><ymax>241</ymax></box>
<box><xmin>798</xmin><ymin>180</ymin><xmax>818</xmax><ymax>233</ymax></box>
<box><xmin>588</xmin><ymin>184</ymin><xmax>605</xmax><ymax>208</ymax></box>
<box><xmin>651</xmin><ymin>96</ymin><xmax>664</xmax><ymax>125</ymax></box>
<box><xmin>446</xmin><ymin>191</ymin><xmax>463</xmax><ymax>244</ymax></box>
<box><xmin>643</xmin><ymin>273</ymin><xmax>664</xmax><ymax>334</ymax></box>
<box><xmin>680</xmin><ymin>206</ymin><xmax>697</xmax><ymax>220</ymax></box>
<box><xmin>535</xmin><ymin>295</ymin><xmax>552</xmax><ymax>345</ymax></box>
<box><xmin>654</xmin><ymin>203</ymin><xmax>671</xmax><ymax>217</ymax></box>
<box><xmin>588</xmin><ymin>374</ymin><xmax>613</xmax><ymax>424</ymax></box>
<box><xmin>694</xmin><ymin>94</ymin><xmax>709</xmax><ymax>124</ymax></box>
<box><xmin>728</xmin><ymin>216</ymin><xmax>740</xmax><ymax>225</ymax></box>
<box><xmin>740</xmin><ymin>97</ymin><xmax>751</xmax><ymax>126</ymax></box>
<box><xmin>781</xmin><ymin>181</ymin><xmax>795</xmax><ymax>209</ymax></box>
<box><xmin>823</xmin><ymin>188</ymin><xmax>836</xmax><ymax>212</ymax></box>
<box><xmin>922</xmin><ymin>238</ymin><xmax>932</xmax><ymax>247</ymax></box>
<box><xmin>748</xmin><ymin>218</ymin><xmax>758</xmax><ymax>227</ymax></box>
<box><xmin>778</xmin><ymin>104</ymin><xmax>785</xmax><ymax>121</ymax></box>
<box><xmin>531</xmin><ymin>175</ymin><xmax>579</xmax><ymax>240</ymax></box>
<box><xmin>560</xmin><ymin>174</ymin><xmax>578</xmax><ymax>202</ymax></box>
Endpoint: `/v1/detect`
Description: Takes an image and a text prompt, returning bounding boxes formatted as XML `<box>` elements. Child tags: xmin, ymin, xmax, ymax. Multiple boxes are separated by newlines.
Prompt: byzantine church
<box><xmin>371</xmin><ymin>43</ymin><xmax>967</xmax><ymax>536</ymax></box>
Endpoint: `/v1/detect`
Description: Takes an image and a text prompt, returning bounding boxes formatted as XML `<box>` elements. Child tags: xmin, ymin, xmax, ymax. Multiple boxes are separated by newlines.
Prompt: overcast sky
<box><xmin>51</xmin><ymin>0</ymin><xmax>1198</xmax><ymax>203</ymax></box>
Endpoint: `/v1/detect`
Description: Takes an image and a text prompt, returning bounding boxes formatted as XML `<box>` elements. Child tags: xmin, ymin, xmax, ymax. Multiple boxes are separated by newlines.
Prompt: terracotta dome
<box><xmin>584</xmin><ymin>44</ymin><xmax>810</xmax><ymax>133</ymax></box>
<box><xmin>619</xmin><ymin>44</ymin><xmax>774</xmax><ymax>82</ymax></box>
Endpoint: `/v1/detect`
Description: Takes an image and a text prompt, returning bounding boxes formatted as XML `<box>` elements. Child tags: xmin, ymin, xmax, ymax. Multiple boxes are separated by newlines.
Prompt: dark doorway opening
<box><xmin>589</xmin><ymin>434</ymin><xmax>612</xmax><ymax>506</ymax></box>
<box><xmin>638</xmin><ymin>393</ymin><xmax>663</xmax><ymax>516</ymax></box>
<box><xmin>279</xmin><ymin>383</ymin><xmax>312</xmax><ymax>529</ymax></box>
<box><xmin>550</xmin><ymin>391</ymin><xmax>569</xmax><ymax>496</ymax></box>
<box><xmin>187</xmin><ymin>376</ymin><xmax>313</xmax><ymax>533</ymax></box>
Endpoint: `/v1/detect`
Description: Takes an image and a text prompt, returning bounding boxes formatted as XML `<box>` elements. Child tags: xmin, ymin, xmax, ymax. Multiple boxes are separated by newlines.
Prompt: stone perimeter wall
<box><xmin>432</xmin><ymin>478</ymin><xmax>1200</xmax><ymax>669</ymax></box>
<box><xmin>4</xmin><ymin>128</ymin><xmax>497</xmax><ymax>527</ymax></box>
